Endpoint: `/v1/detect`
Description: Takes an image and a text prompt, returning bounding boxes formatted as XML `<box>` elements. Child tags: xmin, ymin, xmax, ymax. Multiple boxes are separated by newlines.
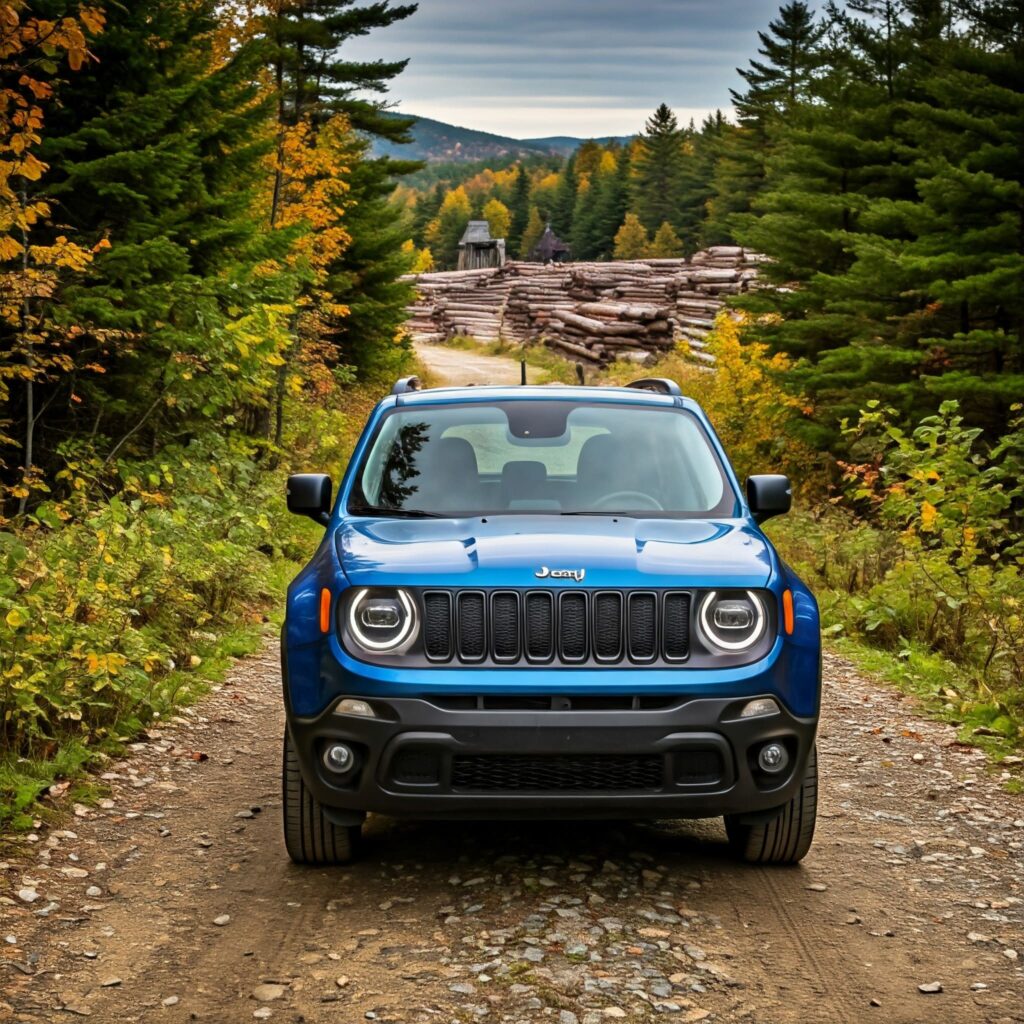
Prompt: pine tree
<box><xmin>891</xmin><ymin>0</ymin><xmax>1024</xmax><ymax>433</ymax></box>
<box><xmin>591</xmin><ymin>143</ymin><xmax>633</xmax><ymax>259</ymax></box>
<box><xmin>613</xmin><ymin>213</ymin><xmax>651</xmax><ymax>260</ymax></box>
<box><xmin>30</xmin><ymin>0</ymin><xmax>280</xmax><ymax>459</ymax></box>
<box><xmin>632</xmin><ymin>104</ymin><xmax>687</xmax><ymax>234</ymax></box>
<box><xmin>519</xmin><ymin>206</ymin><xmax>545</xmax><ymax>259</ymax></box>
<box><xmin>268</xmin><ymin>0</ymin><xmax>421</xmax><ymax>378</ymax></box>
<box><xmin>507</xmin><ymin>164</ymin><xmax>531</xmax><ymax>254</ymax></box>
<box><xmin>649</xmin><ymin>221</ymin><xmax>684</xmax><ymax>258</ymax></box>
<box><xmin>735</xmin><ymin>0</ymin><xmax>965</xmax><ymax>440</ymax></box>
<box><xmin>704</xmin><ymin>2</ymin><xmax>826</xmax><ymax>244</ymax></box>
<box><xmin>411</xmin><ymin>183</ymin><xmax>444</xmax><ymax>247</ymax></box>
<box><xmin>550</xmin><ymin>154</ymin><xmax>577</xmax><ymax>238</ymax></box>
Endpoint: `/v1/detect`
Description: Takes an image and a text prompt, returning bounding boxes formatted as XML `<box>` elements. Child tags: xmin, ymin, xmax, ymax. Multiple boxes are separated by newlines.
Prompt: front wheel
<box><xmin>725</xmin><ymin>744</ymin><xmax>817</xmax><ymax>865</ymax></box>
<box><xmin>282</xmin><ymin>729</ymin><xmax>361</xmax><ymax>865</ymax></box>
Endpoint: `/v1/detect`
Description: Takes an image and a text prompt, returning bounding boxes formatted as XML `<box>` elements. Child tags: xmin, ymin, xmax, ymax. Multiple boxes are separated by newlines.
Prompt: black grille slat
<box><xmin>423</xmin><ymin>592</ymin><xmax>453</xmax><ymax>661</ymax></box>
<box><xmin>559</xmin><ymin>592</ymin><xmax>588</xmax><ymax>661</ymax></box>
<box><xmin>423</xmin><ymin>589</ymin><xmax>692</xmax><ymax>666</ymax></box>
<box><xmin>525</xmin><ymin>592</ymin><xmax>554</xmax><ymax>660</ymax></box>
<box><xmin>491</xmin><ymin>592</ymin><xmax>521</xmax><ymax>661</ymax></box>
<box><xmin>663</xmin><ymin>592</ymin><xmax>691</xmax><ymax>661</ymax></box>
<box><xmin>457</xmin><ymin>592</ymin><xmax>487</xmax><ymax>661</ymax></box>
<box><xmin>593</xmin><ymin>592</ymin><xmax>623</xmax><ymax>661</ymax></box>
<box><xmin>628</xmin><ymin>593</ymin><xmax>657</xmax><ymax>661</ymax></box>
<box><xmin>452</xmin><ymin>754</ymin><xmax>663</xmax><ymax>792</ymax></box>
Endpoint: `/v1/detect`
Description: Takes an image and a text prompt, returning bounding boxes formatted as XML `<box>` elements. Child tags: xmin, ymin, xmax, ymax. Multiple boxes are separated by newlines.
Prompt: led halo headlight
<box><xmin>699</xmin><ymin>590</ymin><xmax>768</xmax><ymax>652</ymax></box>
<box><xmin>347</xmin><ymin>587</ymin><xmax>418</xmax><ymax>653</ymax></box>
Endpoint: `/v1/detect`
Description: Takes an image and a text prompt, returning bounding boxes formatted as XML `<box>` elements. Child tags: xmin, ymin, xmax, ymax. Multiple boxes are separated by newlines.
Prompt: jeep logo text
<box><xmin>535</xmin><ymin>566</ymin><xmax>586</xmax><ymax>582</ymax></box>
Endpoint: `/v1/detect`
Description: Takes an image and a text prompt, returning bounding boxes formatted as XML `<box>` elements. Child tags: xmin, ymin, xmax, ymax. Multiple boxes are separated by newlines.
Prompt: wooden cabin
<box><xmin>457</xmin><ymin>220</ymin><xmax>506</xmax><ymax>271</ymax></box>
<box><xmin>529</xmin><ymin>224</ymin><xmax>572</xmax><ymax>264</ymax></box>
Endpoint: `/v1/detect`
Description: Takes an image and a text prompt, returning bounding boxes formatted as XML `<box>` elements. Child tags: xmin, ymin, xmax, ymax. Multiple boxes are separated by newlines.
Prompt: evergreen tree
<box><xmin>507</xmin><ymin>164</ymin><xmax>531</xmax><ymax>254</ymax></box>
<box><xmin>613</xmin><ymin>213</ymin><xmax>651</xmax><ymax>260</ymax></box>
<box><xmin>704</xmin><ymin>2</ymin><xmax>826</xmax><ymax>244</ymax></box>
<box><xmin>268</xmin><ymin>0</ymin><xmax>421</xmax><ymax>378</ymax></box>
<box><xmin>591</xmin><ymin>143</ymin><xmax>633</xmax><ymax>259</ymax></box>
<box><xmin>570</xmin><ymin>150</ymin><xmax>617</xmax><ymax>260</ymax></box>
<box><xmin>550</xmin><ymin>154</ymin><xmax>577</xmax><ymax>238</ymax></box>
<box><xmin>28</xmin><ymin>0</ymin><xmax>279</xmax><ymax>459</ymax></box>
<box><xmin>632</xmin><ymin>104</ymin><xmax>686</xmax><ymax>234</ymax></box>
<box><xmin>892</xmin><ymin>0</ymin><xmax>1024</xmax><ymax>432</ymax></box>
<box><xmin>411</xmin><ymin>183</ymin><xmax>444</xmax><ymax>247</ymax></box>
<box><xmin>736</xmin><ymin>0</ymin><xmax>965</xmax><ymax>440</ymax></box>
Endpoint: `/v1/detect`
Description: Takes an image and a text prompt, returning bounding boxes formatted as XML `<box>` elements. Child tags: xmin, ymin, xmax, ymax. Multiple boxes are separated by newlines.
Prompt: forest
<box><xmin>1</xmin><ymin>0</ymin><xmax>1022</xmax><ymax>825</ymax></box>
<box><xmin>404</xmin><ymin>0</ymin><xmax>1022</xmax><ymax>445</ymax></box>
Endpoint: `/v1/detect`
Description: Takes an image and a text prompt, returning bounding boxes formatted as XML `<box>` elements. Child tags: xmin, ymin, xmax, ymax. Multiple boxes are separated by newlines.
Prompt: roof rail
<box><xmin>391</xmin><ymin>375</ymin><xmax>422</xmax><ymax>395</ymax></box>
<box><xmin>625</xmin><ymin>377</ymin><xmax>683</xmax><ymax>397</ymax></box>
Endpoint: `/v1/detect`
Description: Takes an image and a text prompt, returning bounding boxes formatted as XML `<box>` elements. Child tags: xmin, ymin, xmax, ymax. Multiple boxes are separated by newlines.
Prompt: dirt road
<box><xmin>2</xmin><ymin>345</ymin><xmax>1023</xmax><ymax>1023</ymax></box>
<box><xmin>414</xmin><ymin>340</ymin><xmax>524</xmax><ymax>387</ymax></box>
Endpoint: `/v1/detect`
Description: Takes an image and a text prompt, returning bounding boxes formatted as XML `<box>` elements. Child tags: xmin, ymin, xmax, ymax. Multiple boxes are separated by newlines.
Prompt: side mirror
<box><xmin>287</xmin><ymin>473</ymin><xmax>332</xmax><ymax>525</ymax></box>
<box><xmin>746</xmin><ymin>474</ymin><xmax>791</xmax><ymax>524</ymax></box>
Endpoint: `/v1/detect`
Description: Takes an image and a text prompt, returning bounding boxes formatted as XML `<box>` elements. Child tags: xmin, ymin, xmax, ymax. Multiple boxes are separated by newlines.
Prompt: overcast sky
<box><xmin>343</xmin><ymin>0</ymin><xmax>787</xmax><ymax>138</ymax></box>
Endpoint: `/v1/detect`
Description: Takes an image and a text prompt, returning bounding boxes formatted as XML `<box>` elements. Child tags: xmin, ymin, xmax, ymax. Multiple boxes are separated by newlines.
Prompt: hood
<box><xmin>336</xmin><ymin>515</ymin><xmax>774</xmax><ymax>590</ymax></box>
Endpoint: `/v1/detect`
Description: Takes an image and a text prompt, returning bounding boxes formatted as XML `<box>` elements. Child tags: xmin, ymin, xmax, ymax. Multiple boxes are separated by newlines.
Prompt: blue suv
<box><xmin>282</xmin><ymin>376</ymin><xmax>820</xmax><ymax>866</ymax></box>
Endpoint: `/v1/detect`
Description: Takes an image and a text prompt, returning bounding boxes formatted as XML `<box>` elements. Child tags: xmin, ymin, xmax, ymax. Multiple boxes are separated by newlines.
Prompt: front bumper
<box><xmin>286</xmin><ymin>691</ymin><xmax>817</xmax><ymax>822</ymax></box>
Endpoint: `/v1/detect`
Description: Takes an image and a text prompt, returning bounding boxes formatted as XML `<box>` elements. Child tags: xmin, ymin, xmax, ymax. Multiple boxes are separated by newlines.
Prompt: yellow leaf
<box><xmin>920</xmin><ymin>501</ymin><xmax>938</xmax><ymax>531</ymax></box>
<box><xmin>5</xmin><ymin>608</ymin><xmax>27</xmax><ymax>628</ymax></box>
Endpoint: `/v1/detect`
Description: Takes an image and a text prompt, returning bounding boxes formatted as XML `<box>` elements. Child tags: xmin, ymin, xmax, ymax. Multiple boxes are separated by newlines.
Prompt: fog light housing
<box><xmin>739</xmin><ymin>697</ymin><xmax>780</xmax><ymax>719</ymax></box>
<box><xmin>334</xmin><ymin>698</ymin><xmax>376</xmax><ymax>719</ymax></box>
<box><xmin>757</xmin><ymin>742</ymin><xmax>789</xmax><ymax>774</ymax></box>
<box><xmin>323</xmin><ymin>742</ymin><xmax>355</xmax><ymax>774</ymax></box>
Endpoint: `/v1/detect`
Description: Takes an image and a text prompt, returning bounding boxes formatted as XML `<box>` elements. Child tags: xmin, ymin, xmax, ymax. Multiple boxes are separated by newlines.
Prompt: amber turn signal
<box><xmin>320</xmin><ymin>588</ymin><xmax>331</xmax><ymax>633</ymax></box>
<box><xmin>782</xmin><ymin>589</ymin><xmax>795</xmax><ymax>635</ymax></box>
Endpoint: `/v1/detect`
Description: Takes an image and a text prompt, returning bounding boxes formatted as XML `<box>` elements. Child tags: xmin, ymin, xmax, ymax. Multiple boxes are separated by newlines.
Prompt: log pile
<box><xmin>403</xmin><ymin>246</ymin><xmax>762</xmax><ymax>365</ymax></box>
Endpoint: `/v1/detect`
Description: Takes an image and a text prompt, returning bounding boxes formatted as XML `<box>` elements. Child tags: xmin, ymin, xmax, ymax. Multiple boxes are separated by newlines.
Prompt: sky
<box><xmin>343</xmin><ymin>0</ymin><xmax>787</xmax><ymax>138</ymax></box>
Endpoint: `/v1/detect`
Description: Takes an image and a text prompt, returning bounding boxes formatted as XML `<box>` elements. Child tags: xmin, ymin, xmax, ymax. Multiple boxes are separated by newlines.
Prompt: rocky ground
<box><xmin>1</xmin><ymin>644</ymin><xmax>1022</xmax><ymax>1024</ymax></box>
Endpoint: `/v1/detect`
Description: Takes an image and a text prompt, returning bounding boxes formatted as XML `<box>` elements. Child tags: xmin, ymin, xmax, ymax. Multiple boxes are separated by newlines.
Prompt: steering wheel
<box><xmin>591</xmin><ymin>490</ymin><xmax>665</xmax><ymax>512</ymax></box>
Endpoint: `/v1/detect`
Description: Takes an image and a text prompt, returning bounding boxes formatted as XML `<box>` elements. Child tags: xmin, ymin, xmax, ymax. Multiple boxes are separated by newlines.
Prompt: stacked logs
<box><xmin>403</xmin><ymin>246</ymin><xmax>761</xmax><ymax>365</ymax></box>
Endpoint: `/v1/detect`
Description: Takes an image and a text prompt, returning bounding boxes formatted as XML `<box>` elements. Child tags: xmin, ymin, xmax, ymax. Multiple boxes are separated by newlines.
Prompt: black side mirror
<box><xmin>746</xmin><ymin>474</ymin><xmax>792</xmax><ymax>524</ymax></box>
<box><xmin>287</xmin><ymin>473</ymin><xmax>332</xmax><ymax>525</ymax></box>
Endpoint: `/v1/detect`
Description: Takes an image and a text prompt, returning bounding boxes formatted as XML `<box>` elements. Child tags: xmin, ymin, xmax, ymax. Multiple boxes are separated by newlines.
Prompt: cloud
<box><xmin>343</xmin><ymin>0</ymin><xmax>785</xmax><ymax>136</ymax></box>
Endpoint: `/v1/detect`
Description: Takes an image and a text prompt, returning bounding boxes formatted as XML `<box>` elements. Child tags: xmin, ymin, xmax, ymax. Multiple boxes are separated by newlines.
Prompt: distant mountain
<box><xmin>372</xmin><ymin>113</ymin><xmax>631</xmax><ymax>164</ymax></box>
<box><xmin>519</xmin><ymin>135</ymin><xmax>628</xmax><ymax>157</ymax></box>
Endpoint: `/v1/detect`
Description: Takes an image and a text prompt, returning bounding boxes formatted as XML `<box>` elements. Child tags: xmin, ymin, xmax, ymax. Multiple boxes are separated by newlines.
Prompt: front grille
<box><xmin>421</xmin><ymin>589</ymin><xmax>690</xmax><ymax>666</ymax></box>
<box><xmin>452</xmin><ymin>754</ymin><xmax>663</xmax><ymax>792</ymax></box>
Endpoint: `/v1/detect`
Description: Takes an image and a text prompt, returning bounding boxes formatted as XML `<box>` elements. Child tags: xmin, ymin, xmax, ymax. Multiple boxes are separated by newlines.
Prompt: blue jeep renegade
<box><xmin>282</xmin><ymin>376</ymin><xmax>820</xmax><ymax>866</ymax></box>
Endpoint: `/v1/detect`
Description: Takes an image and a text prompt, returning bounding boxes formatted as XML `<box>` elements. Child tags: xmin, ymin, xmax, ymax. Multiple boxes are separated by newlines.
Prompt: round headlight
<box><xmin>347</xmin><ymin>588</ymin><xmax>418</xmax><ymax>652</ymax></box>
<box><xmin>699</xmin><ymin>590</ymin><xmax>767</xmax><ymax>652</ymax></box>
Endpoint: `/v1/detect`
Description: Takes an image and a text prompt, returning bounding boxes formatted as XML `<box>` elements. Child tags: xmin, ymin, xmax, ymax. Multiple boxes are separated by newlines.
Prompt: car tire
<box><xmin>725</xmin><ymin>744</ymin><xmax>817</xmax><ymax>865</ymax></box>
<box><xmin>282</xmin><ymin>729</ymin><xmax>360</xmax><ymax>865</ymax></box>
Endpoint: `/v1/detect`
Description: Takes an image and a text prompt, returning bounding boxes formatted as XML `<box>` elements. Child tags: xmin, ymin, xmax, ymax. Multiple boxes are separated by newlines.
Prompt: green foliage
<box><xmin>764</xmin><ymin>401</ymin><xmax>1024</xmax><ymax>748</ymax></box>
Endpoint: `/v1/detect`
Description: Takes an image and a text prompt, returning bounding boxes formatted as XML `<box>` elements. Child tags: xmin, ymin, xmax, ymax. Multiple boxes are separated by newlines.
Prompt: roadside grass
<box><xmin>0</xmin><ymin>379</ymin><xmax>382</xmax><ymax>841</ymax></box>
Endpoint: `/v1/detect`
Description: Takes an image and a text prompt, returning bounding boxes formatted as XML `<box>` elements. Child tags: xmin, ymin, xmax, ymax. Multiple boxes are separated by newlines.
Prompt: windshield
<box><xmin>350</xmin><ymin>400</ymin><xmax>737</xmax><ymax>517</ymax></box>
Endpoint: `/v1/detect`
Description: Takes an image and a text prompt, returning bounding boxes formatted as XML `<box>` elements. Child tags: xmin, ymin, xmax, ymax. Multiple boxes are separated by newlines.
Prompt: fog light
<box><xmin>323</xmin><ymin>742</ymin><xmax>354</xmax><ymax>774</ymax></box>
<box><xmin>757</xmin><ymin>742</ymin><xmax>789</xmax><ymax>774</ymax></box>
<box><xmin>334</xmin><ymin>698</ymin><xmax>376</xmax><ymax>718</ymax></box>
<box><xmin>739</xmin><ymin>697</ymin><xmax>780</xmax><ymax>719</ymax></box>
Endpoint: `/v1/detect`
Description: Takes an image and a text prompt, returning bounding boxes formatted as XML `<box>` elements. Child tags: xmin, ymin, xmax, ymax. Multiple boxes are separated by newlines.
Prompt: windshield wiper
<box><xmin>558</xmin><ymin>510</ymin><xmax>638</xmax><ymax>517</ymax></box>
<box><xmin>349</xmin><ymin>504</ymin><xmax>446</xmax><ymax>519</ymax></box>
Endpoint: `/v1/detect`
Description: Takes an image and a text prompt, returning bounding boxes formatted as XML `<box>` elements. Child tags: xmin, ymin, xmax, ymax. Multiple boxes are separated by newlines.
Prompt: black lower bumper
<box><xmin>285</xmin><ymin>692</ymin><xmax>817</xmax><ymax>823</ymax></box>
